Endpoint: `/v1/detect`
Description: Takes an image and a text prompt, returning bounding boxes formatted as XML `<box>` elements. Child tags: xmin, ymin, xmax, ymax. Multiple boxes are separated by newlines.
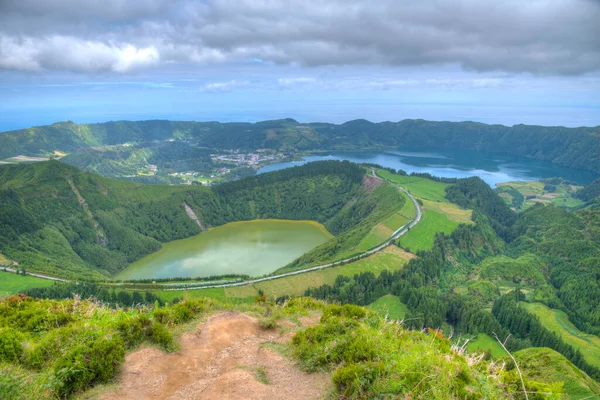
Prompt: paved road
<box><xmin>2</xmin><ymin>267</ymin><xmax>69</xmax><ymax>282</ymax></box>
<box><xmin>6</xmin><ymin>170</ymin><xmax>422</xmax><ymax>291</ymax></box>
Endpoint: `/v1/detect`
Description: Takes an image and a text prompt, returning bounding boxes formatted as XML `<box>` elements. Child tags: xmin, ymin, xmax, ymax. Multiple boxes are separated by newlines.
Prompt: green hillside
<box><xmin>0</xmin><ymin>160</ymin><xmax>404</xmax><ymax>280</ymax></box>
<box><xmin>514</xmin><ymin>347</ymin><xmax>600</xmax><ymax>399</ymax></box>
<box><xmin>1</xmin><ymin>294</ymin><xmax>588</xmax><ymax>399</ymax></box>
<box><xmin>2</xmin><ymin>119</ymin><xmax>599</xmax><ymax>174</ymax></box>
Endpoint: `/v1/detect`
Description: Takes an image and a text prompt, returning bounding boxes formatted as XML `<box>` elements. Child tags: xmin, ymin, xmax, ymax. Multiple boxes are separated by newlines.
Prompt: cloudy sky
<box><xmin>0</xmin><ymin>0</ymin><xmax>599</xmax><ymax>130</ymax></box>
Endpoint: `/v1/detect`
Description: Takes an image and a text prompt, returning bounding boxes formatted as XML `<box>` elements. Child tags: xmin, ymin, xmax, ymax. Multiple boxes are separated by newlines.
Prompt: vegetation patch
<box><xmin>514</xmin><ymin>347</ymin><xmax>600</xmax><ymax>400</ymax></box>
<box><xmin>497</xmin><ymin>180</ymin><xmax>585</xmax><ymax>210</ymax></box>
<box><xmin>521</xmin><ymin>302</ymin><xmax>600</xmax><ymax>369</ymax></box>
<box><xmin>293</xmin><ymin>304</ymin><xmax>518</xmax><ymax>399</ymax></box>
<box><xmin>225</xmin><ymin>246</ymin><xmax>413</xmax><ymax>299</ymax></box>
<box><xmin>377</xmin><ymin>169</ymin><xmax>449</xmax><ymax>202</ymax></box>
<box><xmin>421</xmin><ymin>199</ymin><xmax>473</xmax><ymax>224</ymax></box>
<box><xmin>0</xmin><ymin>272</ymin><xmax>53</xmax><ymax>300</ymax></box>
<box><xmin>465</xmin><ymin>333</ymin><xmax>505</xmax><ymax>359</ymax></box>
<box><xmin>476</xmin><ymin>254</ymin><xmax>547</xmax><ymax>286</ymax></box>
<box><xmin>399</xmin><ymin>209</ymin><xmax>460</xmax><ymax>253</ymax></box>
<box><xmin>367</xmin><ymin>294</ymin><xmax>407</xmax><ymax>320</ymax></box>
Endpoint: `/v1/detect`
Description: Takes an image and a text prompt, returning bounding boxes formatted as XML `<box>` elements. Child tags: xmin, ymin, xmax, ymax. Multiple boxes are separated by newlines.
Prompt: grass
<box><xmin>420</xmin><ymin>199</ymin><xmax>473</xmax><ymax>224</ymax></box>
<box><xmin>399</xmin><ymin>209</ymin><xmax>460</xmax><ymax>253</ymax></box>
<box><xmin>294</xmin><ymin>303</ymin><xmax>512</xmax><ymax>398</ymax></box>
<box><xmin>465</xmin><ymin>333</ymin><xmax>506</xmax><ymax>358</ymax></box>
<box><xmin>253</xmin><ymin>367</ymin><xmax>269</xmax><ymax>384</ymax></box>
<box><xmin>514</xmin><ymin>347</ymin><xmax>600</xmax><ymax>400</ymax></box>
<box><xmin>377</xmin><ymin>169</ymin><xmax>449</xmax><ymax>202</ymax></box>
<box><xmin>497</xmin><ymin>180</ymin><xmax>585</xmax><ymax>210</ymax></box>
<box><xmin>377</xmin><ymin>170</ymin><xmax>471</xmax><ymax>253</ymax></box>
<box><xmin>521</xmin><ymin>302</ymin><xmax>600</xmax><ymax>369</ymax></box>
<box><xmin>476</xmin><ymin>254</ymin><xmax>546</xmax><ymax>286</ymax></box>
<box><xmin>355</xmin><ymin>191</ymin><xmax>414</xmax><ymax>252</ymax></box>
<box><xmin>367</xmin><ymin>294</ymin><xmax>407</xmax><ymax>320</ymax></box>
<box><xmin>0</xmin><ymin>271</ymin><xmax>54</xmax><ymax>299</ymax></box>
<box><xmin>152</xmin><ymin>287</ymin><xmax>229</xmax><ymax>303</ymax></box>
<box><xmin>224</xmin><ymin>246</ymin><xmax>414</xmax><ymax>299</ymax></box>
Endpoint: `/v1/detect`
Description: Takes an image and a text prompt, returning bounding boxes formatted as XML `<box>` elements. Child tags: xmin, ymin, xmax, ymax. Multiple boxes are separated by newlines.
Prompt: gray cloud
<box><xmin>0</xmin><ymin>0</ymin><xmax>598</xmax><ymax>74</ymax></box>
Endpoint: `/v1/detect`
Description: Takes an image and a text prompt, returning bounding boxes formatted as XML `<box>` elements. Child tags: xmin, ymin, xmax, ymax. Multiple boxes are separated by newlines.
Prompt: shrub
<box><xmin>52</xmin><ymin>336</ymin><xmax>125</xmax><ymax>397</ymax></box>
<box><xmin>152</xmin><ymin>308</ymin><xmax>169</xmax><ymax>324</ymax></box>
<box><xmin>321</xmin><ymin>304</ymin><xmax>367</xmax><ymax>322</ymax></box>
<box><xmin>150</xmin><ymin>322</ymin><xmax>174</xmax><ymax>350</ymax></box>
<box><xmin>332</xmin><ymin>362</ymin><xmax>383</xmax><ymax>397</ymax></box>
<box><xmin>0</xmin><ymin>327</ymin><xmax>24</xmax><ymax>363</ymax></box>
<box><xmin>116</xmin><ymin>316</ymin><xmax>146</xmax><ymax>348</ymax></box>
<box><xmin>258</xmin><ymin>316</ymin><xmax>278</xmax><ymax>330</ymax></box>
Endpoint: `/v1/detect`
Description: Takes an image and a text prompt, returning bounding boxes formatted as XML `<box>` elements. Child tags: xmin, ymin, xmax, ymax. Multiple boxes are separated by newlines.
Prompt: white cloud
<box><xmin>199</xmin><ymin>79</ymin><xmax>249</xmax><ymax>92</ymax></box>
<box><xmin>0</xmin><ymin>35</ymin><xmax>159</xmax><ymax>72</ymax></box>
<box><xmin>277</xmin><ymin>77</ymin><xmax>317</xmax><ymax>85</ymax></box>
<box><xmin>0</xmin><ymin>0</ymin><xmax>598</xmax><ymax>74</ymax></box>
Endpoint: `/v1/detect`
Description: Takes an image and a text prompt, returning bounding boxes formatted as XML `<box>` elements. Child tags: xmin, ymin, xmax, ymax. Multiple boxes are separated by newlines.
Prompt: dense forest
<box><xmin>0</xmin><ymin>160</ymin><xmax>402</xmax><ymax>279</ymax></box>
<box><xmin>1</xmin><ymin>118</ymin><xmax>598</xmax><ymax>173</ymax></box>
<box><xmin>306</xmin><ymin>172</ymin><xmax>600</xmax><ymax>380</ymax></box>
<box><xmin>577</xmin><ymin>177</ymin><xmax>600</xmax><ymax>208</ymax></box>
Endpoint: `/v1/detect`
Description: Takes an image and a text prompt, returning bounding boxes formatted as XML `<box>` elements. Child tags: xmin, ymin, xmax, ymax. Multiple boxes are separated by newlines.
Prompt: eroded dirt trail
<box><xmin>102</xmin><ymin>312</ymin><xmax>330</xmax><ymax>400</ymax></box>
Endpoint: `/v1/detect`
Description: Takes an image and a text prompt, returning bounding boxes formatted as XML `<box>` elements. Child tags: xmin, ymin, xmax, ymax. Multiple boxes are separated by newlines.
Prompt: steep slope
<box><xmin>0</xmin><ymin>160</ymin><xmax>402</xmax><ymax>279</ymax></box>
<box><xmin>514</xmin><ymin>347</ymin><xmax>600</xmax><ymax>399</ymax></box>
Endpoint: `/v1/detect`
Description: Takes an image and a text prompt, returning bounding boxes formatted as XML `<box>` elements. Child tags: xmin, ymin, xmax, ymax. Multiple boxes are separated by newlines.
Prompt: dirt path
<box><xmin>101</xmin><ymin>312</ymin><xmax>330</xmax><ymax>400</ymax></box>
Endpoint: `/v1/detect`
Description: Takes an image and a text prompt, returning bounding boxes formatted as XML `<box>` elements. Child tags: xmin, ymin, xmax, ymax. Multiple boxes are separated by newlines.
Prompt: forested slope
<box><xmin>2</xmin><ymin>118</ymin><xmax>599</xmax><ymax>173</ymax></box>
<box><xmin>305</xmin><ymin>171</ymin><xmax>600</xmax><ymax>387</ymax></box>
<box><xmin>0</xmin><ymin>160</ymin><xmax>401</xmax><ymax>279</ymax></box>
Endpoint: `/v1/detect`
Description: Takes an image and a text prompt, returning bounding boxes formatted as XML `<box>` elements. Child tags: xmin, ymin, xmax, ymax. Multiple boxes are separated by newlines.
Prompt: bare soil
<box><xmin>362</xmin><ymin>174</ymin><xmax>383</xmax><ymax>193</ymax></box>
<box><xmin>101</xmin><ymin>312</ymin><xmax>330</xmax><ymax>400</ymax></box>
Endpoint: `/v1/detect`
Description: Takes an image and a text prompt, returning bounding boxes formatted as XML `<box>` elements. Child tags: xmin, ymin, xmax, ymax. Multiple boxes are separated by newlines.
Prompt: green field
<box><xmin>521</xmin><ymin>302</ymin><xmax>600</xmax><ymax>369</ymax></box>
<box><xmin>399</xmin><ymin>209</ymin><xmax>460</xmax><ymax>253</ymax></box>
<box><xmin>378</xmin><ymin>170</ymin><xmax>471</xmax><ymax>253</ymax></box>
<box><xmin>224</xmin><ymin>246</ymin><xmax>414</xmax><ymax>299</ymax></box>
<box><xmin>0</xmin><ymin>271</ymin><xmax>54</xmax><ymax>299</ymax></box>
<box><xmin>466</xmin><ymin>333</ymin><xmax>506</xmax><ymax>358</ymax></box>
<box><xmin>496</xmin><ymin>180</ymin><xmax>585</xmax><ymax>210</ymax></box>
<box><xmin>377</xmin><ymin>170</ymin><xmax>449</xmax><ymax>202</ymax></box>
<box><xmin>368</xmin><ymin>294</ymin><xmax>408</xmax><ymax>320</ymax></box>
<box><xmin>356</xmin><ymin>191</ymin><xmax>415</xmax><ymax>252</ymax></box>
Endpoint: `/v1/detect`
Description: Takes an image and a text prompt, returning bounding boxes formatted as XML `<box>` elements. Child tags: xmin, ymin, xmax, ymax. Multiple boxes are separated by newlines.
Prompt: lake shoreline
<box><xmin>113</xmin><ymin>219</ymin><xmax>333</xmax><ymax>281</ymax></box>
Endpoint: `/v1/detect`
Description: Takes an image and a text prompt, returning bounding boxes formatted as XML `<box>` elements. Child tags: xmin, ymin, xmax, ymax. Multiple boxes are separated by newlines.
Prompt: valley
<box><xmin>1</xmin><ymin>120</ymin><xmax>600</xmax><ymax>399</ymax></box>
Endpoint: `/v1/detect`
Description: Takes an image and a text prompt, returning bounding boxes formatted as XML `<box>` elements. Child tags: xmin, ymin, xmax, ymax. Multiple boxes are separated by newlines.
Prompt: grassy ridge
<box><xmin>515</xmin><ymin>347</ymin><xmax>600</xmax><ymax>400</ymax></box>
<box><xmin>377</xmin><ymin>169</ymin><xmax>472</xmax><ymax>253</ymax></box>
<box><xmin>376</xmin><ymin>170</ymin><xmax>449</xmax><ymax>201</ymax></box>
<box><xmin>522</xmin><ymin>302</ymin><xmax>600</xmax><ymax>369</ymax></box>
<box><xmin>0</xmin><ymin>295</ymin><xmax>553</xmax><ymax>400</ymax></box>
<box><xmin>276</xmin><ymin>183</ymin><xmax>406</xmax><ymax>273</ymax></box>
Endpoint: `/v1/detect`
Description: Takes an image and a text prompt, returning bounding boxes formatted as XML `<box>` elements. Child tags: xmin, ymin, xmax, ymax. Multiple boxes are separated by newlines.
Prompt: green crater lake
<box><xmin>114</xmin><ymin>219</ymin><xmax>332</xmax><ymax>280</ymax></box>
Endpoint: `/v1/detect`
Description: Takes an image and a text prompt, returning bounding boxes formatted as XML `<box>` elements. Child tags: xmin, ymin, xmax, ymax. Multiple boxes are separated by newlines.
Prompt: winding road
<box><xmin>162</xmin><ymin>172</ymin><xmax>422</xmax><ymax>291</ymax></box>
<box><xmin>4</xmin><ymin>170</ymin><xmax>422</xmax><ymax>290</ymax></box>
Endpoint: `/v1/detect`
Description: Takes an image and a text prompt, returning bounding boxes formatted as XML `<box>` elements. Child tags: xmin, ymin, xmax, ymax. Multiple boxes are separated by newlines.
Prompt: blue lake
<box><xmin>259</xmin><ymin>148</ymin><xmax>598</xmax><ymax>186</ymax></box>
